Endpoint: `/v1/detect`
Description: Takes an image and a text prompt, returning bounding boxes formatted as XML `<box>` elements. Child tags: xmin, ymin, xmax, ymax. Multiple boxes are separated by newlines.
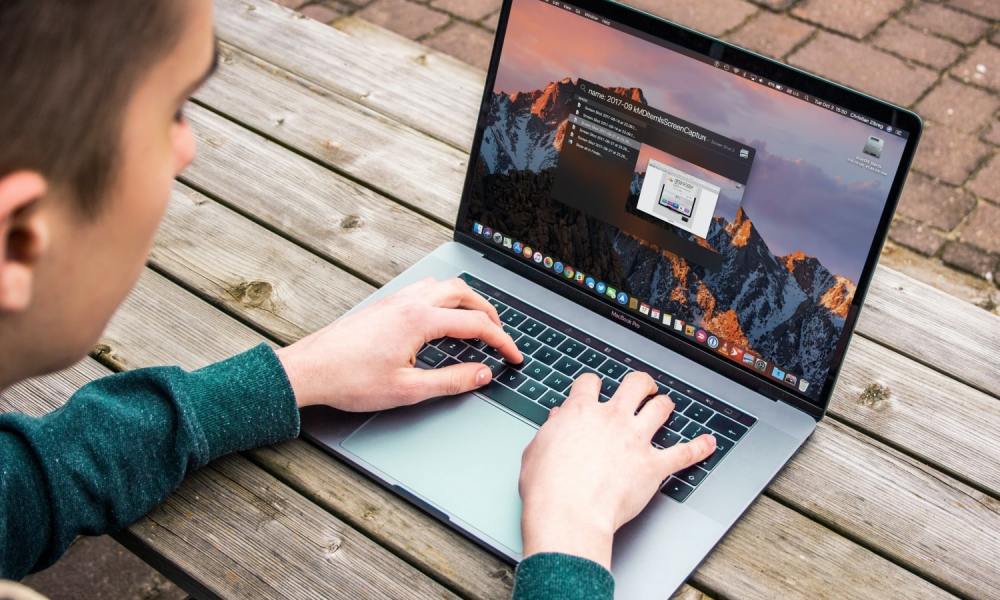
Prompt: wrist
<box><xmin>275</xmin><ymin>345</ymin><xmax>315</xmax><ymax>409</ymax></box>
<box><xmin>521</xmin><ymin>504</ymin><xmax>615</xmax><ymax>570</ymax></box>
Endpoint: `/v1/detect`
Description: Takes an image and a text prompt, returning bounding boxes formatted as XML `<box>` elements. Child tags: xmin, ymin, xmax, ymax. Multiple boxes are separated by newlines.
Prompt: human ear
<box><xmin>0</xmin><ymin>171</ymin><xmax>49</xmax><ymax>313</ymax></box>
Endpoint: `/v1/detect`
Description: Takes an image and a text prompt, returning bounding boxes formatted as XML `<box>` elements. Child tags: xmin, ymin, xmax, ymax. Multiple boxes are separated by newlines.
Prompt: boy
<box><xmin>0</xmin><ymin>1</ymin><xmax>715</xmax><ymax>597</ymax></box>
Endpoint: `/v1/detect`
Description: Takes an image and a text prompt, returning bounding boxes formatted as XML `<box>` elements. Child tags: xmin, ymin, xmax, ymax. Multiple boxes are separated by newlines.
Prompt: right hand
<box><xmin>518</xmin><ymin>371</ymin><xmax>717</xmax><ymax>569</ymax></box>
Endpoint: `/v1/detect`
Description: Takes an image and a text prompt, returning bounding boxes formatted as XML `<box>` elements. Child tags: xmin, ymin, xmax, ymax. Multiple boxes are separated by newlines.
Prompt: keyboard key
<box><xmin>481</xmin><ymin>345</ymin><xmax>504</xmax><ymax>360</ymax></box>
<box><xmin>466</xmin><ymin>338</ymin><xmax>486</xmax><ymax>349</ymax></box>
<box><xmin>480</xmin><ymin>382</ymin><xmax>549</xmax><ymax>426</ymax></box>
<box><xmin>500</xmin><ymin>308</ymin><xmax>526</xmax><ymax>326</ymax></box>
<box><xmin>483</xmin><ymin>358</ymin><xmax>505</xmax><ymax>377</ymax></box>
<box><xmin>600</xmin><ymin>378</ymin><xmax>619</xmax><ymax>398</ymax></box>
<box><xmin>437</xmin><ymin>338</ymin><xmax>467</xmax><ymax>357</ymax></box>
<box><xmin>553</xmin><ymin>355</ymin><xmax>583</xmax><ymax>376</ymax></box>
<box><xmin>697</xmin><ymin>435</ymin><xmax>733</xmax><ymax>471</ymax></box>
<box><xmin>537</xmin><ymin>328</ymin><xmax>567</xmax><ymax>347</ymax></box>
<box><xmin>542</xmin><ymin>371</ymin><xmax>573</xmax><ymax>393</ymax></box>
<box><xmin>682</xmin><ymin>422</ymin><xmax>712</xmax><ymax>440</ymax></box>
<box><xmin>416</xmin><ymin>346</ymin><xmax>446</xmax><ymax>367</ymax></box>
<box><xmin>496</xmin><ymin>369</ymin><xmax>528</xmax><ymax>390</ymax></box>
<box><xmin>706</xmin><ymin>413</ymin><xmax>749</xmax><ymax>441</ymax></box>
<box><xmin>667</xmin><ymin>390</ymin><xmax>692</xmax><ymax>412</ymax></box>
<box><xmin>523</xmin><ymin>360</ymin><xmax>553</xmax><ymax>381</ymax></box>
<box><xmin>538</xmin><ymin>390</ymin><xmax>566</xmax><ymax>408</ymax></box>
<box><xmin>439</xmin><ymin>356</ymin><xmax>459</xmax><ymax>368</ymax></box>
<box><xmin>684</xmin><ymin>402</ymin><xmax>713</xmax><ymax>424</ymax></box>
<box><xmin>556</xmin><ymin>338</ymin><xmax>585</xmax><ymax>357</ymax></box>
<box><xmin>655</xmin><ymin>383</ymin><xmax>671</xmax><ymax>397</ymax></box>
<box><xmin>502</xmin><ymin>324</ymin><xmax>522</xmax><ymax>341</ymax></box>
<box><xmin>515</xmin><ymin>336</ymin><xmax>542</xmax><ymax>355</ymax></box>
<box><xmin>661</xmin><ymin>477</ymin><xmax>694</xmax><ymax>502</ymax></box>
<box><xmin>487</xmin><ymin>298</ymin><xmax>507</xmax><ymax>313</ymax></box>
<box><xmin>578</xmin><ymin>349</ymin><xmax>607</xmax><ymax>369</ymax></box>
<box><xmin>517</xmin><ymin>379</ymin><xmax>546</xmax><ymax>401</ymax></box>
<box><xmin>652</xmin><ymin>428</ymin><xmax>680</xmax><ymax>448</ymax></box>
<box><xmin>517</xmin><ymin>318</ymin><xmax>546</xmax><ymax>337</ymax></box>
<box><xmin>675</xmin><ymin>465</ymin><xmax>709</xmax><ymax>487</ymax></box>
<box><xmin>455</xmin><ymin>347</ymin><xmax>486</xmax><ymax>364</ymax></box>
<box><xmin>666</xmin><ymin>412</ymin><xmax>690</xmax><ymax>432</ymax></box>
<box><xmin>533</xmin><ymin>346</ymin><xmax>560</xmax><ymax>365</ymax></box>
<box><xmin>597</xmin><ymin>359</ymin><xmax>628</xmax><ymax>380</ymax></box>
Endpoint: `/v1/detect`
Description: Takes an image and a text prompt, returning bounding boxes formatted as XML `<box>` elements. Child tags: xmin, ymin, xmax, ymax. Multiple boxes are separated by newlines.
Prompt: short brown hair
<box><xmin>0</xmin><ymin>1</ymin><xmax>185</xmax><ymax>217</ymax></box>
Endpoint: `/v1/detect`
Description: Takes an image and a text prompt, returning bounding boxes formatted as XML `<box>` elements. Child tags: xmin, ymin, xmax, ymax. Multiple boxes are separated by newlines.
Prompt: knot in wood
<box><xmin>858</xmin><ymin>383</ymin><xmax>891</xmax><ymax>411</ymax></box>
<box><xmin>340</xmin><ymin>214</ymin><xmax>364</xmax><ymax>229</ymax></box>
<box><xmin>227</xmin><ymin>280</ymin><xmax>275</xmax><ymax>309</ymax></box>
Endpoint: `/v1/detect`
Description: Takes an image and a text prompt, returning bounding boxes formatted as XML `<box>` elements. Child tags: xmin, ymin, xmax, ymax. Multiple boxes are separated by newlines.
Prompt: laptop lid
<box><xmin>453</xmin><ymin>0</ymin><xmax>922</xmax><ymax>420</ymax></box>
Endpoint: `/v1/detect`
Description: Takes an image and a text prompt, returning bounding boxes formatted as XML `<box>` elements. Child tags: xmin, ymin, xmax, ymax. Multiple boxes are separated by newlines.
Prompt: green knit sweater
<box><xmin>0</xmin><ymin>344</ymin><xmax>613</xmax><ymax>598</ymax></box>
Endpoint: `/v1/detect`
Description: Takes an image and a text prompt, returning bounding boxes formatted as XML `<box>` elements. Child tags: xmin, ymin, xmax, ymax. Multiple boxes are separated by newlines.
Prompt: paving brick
<box><xmin>983</xmin><ymin>120</ymin><xmax>1000</xmax><ymax>146</ymax></box>
<box><xmin>952</xmin><ymin>41</ymin><xmax>1000</xmax><ymax>93</ymax></box>
<box><xmin>873</xmin><ymin>21</ymin><xmax>963</xmax><ymax>69</ymax></box>
<box><xmin>958</xmin><ymin>201</ymin><xmax>1000</xmax><ymax>254</ymax></box>
<box><xmin>942</xmin><ymin>240</ymin><xmax>997</xmax><ymax>279</ymax></box>
<box><xmin>300</xmin><ymin>2</ymin><xmax>349</xmax><ymax>23</ymax></box>
<box><xmin>900</xmin><ymin>2</ymin><xmax>989</xmax><ymax>44</ymax></box>
<box><xmin>480</xmin><ymin>10</ymin><xmax>500</xmax><ymax>31</ymax></box>
<box><xmin>967</xmin><ymin>153</ymin><xmax>1000</xmax><ymax>203</ymax></box>
<box><xmin>897</xmin><ymin>171</ymin><xmax>977</xmax><ymax>230</ymax></box>
<box><xmin>425</xmin><ymin>21</ymin><xmax>495</xmax><ymax>69</ymax></box>
<box><xmin>623</xmin><ymin>0</ymin><xmax>758</xmax><ymax>37</ymax></box>
<box><xmin>22</xmin><ymin>535</ymin><xmax>185</xmax><ymax>600</ymax></box>
<box><xmin>889</xmin><ymin>218</ymin><xmax>946</xmax><ymax>255</ymax></box>
<box><xmin>788</xmin><ymin>32</ymin><xmax>938</xmax><ymax>106</ymax></box>
<box><xmin>727</xmin><ymin>12</ymin><xmax>815</xmax><ymax>59</ymax></box>
<box><xmin>912</xmin><ymin>122</ymin><xmax>991</xmax><ymax>185</ymax></box>
<box><xmin>430</xmin><ymin>0</ymin><xmax>500</xmax><ymax>21</ymax></box>
<box><xmin>792</xmin><ymin>0</ymin><xmax>904</xmax><ymax>39</ymax></box>
<box><xmin>916</xmin><ymin>79</ymin><xmax>1000</xmax><ymax>134</ymax></box>
<box><xmin>355</xmin><ymin>0</ymin><xmax>449</xmax><ymax>39</ymax></box>
<box><xmin>946</xmin><ymin>0</ymin><xmax>1000</xmax><ymax>21</ymax></box>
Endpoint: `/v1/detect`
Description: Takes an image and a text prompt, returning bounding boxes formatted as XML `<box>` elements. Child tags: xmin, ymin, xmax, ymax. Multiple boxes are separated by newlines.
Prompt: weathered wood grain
<box><xmin>1</xmin><ymin>358</ymin><xmax>457</xmax><ymax>600</ymax></box>
<box><xmin>204</xmin><ymin>0</ymin><xmax>1000</xmax><ymax>399</ymax></box>
<box><xmin>172</xmin><ymin>112</ymin><xmax>1000</xmax><ymax>501</ymax></box>
<box><xmin>181</xmin><ymin>103</ymin><xmax>450</xmax><ymax>286</ymax></box>
<box><xmin>213</xmin><ymin>0</ymin><xmax>484</xmax><ymax>151</ymax></box>
<box><xmin>101</xmin><ymin>239</ymin><xmax>974</xmax><ymax>598</ymax></box>
<box><xmin>195</xmin><ymin>41</ymin><xmax>466</xmax><ymax>225</ymax></box>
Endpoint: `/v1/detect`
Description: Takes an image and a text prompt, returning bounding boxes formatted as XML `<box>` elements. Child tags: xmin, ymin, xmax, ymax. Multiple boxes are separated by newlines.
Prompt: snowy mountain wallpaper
<box><xmin>465</xmin><ymin>0</ymin><xmax>906</xmax><ymax>396</ymax></box>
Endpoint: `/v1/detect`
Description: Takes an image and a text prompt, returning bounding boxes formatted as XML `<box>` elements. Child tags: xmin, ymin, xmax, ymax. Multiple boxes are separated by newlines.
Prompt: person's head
<box><xmin>0</xmin><ymin>1</ymin><xmax>217</xmax><ymax>386</ymax></box>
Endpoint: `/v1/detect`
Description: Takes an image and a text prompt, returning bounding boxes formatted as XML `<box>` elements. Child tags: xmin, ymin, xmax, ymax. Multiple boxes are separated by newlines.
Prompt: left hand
<box><xmin>276</xmin><ymin>277</ymin><xmax>523</xmax><ymax>411</ymax></box>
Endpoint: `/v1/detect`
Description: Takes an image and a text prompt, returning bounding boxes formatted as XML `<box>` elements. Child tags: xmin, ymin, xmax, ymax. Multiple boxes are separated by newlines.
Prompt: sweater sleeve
<box><xmin>512</xmin><ymin>553</ymin><xmax>615</xmax><ymax>599</ymax></box>
<box><xmin>0</xmin><ymin>343</ymin><xmax>299</xmax><ymax>579</ymax></box>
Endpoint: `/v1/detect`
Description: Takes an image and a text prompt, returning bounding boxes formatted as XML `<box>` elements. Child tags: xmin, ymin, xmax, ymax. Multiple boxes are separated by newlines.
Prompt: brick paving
<box><xmin>285</xmin><ymin>0</ymin><xmax>1000</xmax><ymax>309</ymax></box>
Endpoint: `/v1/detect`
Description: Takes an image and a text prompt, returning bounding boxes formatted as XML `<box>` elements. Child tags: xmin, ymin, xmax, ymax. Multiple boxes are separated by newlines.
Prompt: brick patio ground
<box><xmin>37</xmin><ymin>0</ymin><xmax>999</xmax><ymax>597</ymax></box>
<box><xmin>288</xmin><ymin>0</ymin><xmax>1000</xmax><ymax>311</ymax></box>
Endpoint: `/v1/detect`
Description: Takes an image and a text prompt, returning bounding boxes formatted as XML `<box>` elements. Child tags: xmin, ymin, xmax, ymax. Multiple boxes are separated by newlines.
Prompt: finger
<box><xmin>426</xmin><ymin>307</ymin><xmax>522</xmax><ymax>363</ymax></box>
<box><xmin>655</xmin><ymin>434</ymin><xmax>717</xmax><ymax>476</ymax></box>
<box><xmin>562</xmin><ymin>372</ymin><xmax>602</xmax><ymax>408</ymax></box>
<box><xmin>635</xmin><ymin>393</ymin><xmax>674</xmax><ymax>437</ymax></box>
<box><xmin>398</xmin><ymin>362</ymin><xmax>493</xmax><ymax>403</ymax></box>
<box><xmin>423</xmin><ymin>278</ymin><xmax>502</xmax><ymax>326</ymax></box>
<box><xmin>610</xmin><ymin>371</ymin><xmax>658</xmax><ymax>414</ymax></box>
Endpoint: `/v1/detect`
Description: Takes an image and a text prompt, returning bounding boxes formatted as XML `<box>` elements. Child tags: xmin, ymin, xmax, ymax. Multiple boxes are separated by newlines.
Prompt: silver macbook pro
<box><xmin>303</xmin><ymin>0</ymin><xmax>922</xmax><ymax>595</ymax></box>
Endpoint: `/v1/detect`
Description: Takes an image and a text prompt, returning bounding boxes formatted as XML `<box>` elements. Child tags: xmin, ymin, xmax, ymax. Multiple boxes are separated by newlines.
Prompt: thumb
<box><xmin>399</xmin><ymin>362</ymin><xmax>493</xmax><ymax>403</ymax></box>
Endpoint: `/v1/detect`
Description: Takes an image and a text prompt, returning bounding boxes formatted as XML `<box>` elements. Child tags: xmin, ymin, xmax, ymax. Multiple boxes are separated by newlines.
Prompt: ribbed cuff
<box><xmin>513</xmin><ymin>553</ymin><xmax>615</xmax><ymax>600</ymax></box>
<box><xmin>186</xmin><ymin>343</ymin><xmax>300</xmax><ymax>461</ymax></box>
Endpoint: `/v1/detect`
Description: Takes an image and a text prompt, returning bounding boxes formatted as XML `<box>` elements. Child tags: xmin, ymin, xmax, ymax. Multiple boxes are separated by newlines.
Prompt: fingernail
<box><xmin>476</xmin><ymin>368</ymin><xmax>491</xmax><ymax>385</ymax></box>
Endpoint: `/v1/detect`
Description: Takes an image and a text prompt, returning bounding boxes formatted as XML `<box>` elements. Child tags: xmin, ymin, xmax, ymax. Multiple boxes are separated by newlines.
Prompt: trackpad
<box><xmin>341</xmin><ymin>393</ymin><xmax>536</xmax><ymax>556</ymax></box>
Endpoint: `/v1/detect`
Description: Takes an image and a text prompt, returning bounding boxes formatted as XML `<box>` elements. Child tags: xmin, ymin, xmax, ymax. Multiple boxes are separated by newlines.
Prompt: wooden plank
<box><xmin>181</xmin><ymin>103</ymin><xmax>449</xmax><ymax>287</ymax></box>
<box><xmin>205</xmin><ymin>0</ymin><xmax>999</xmax><ymax>398</ymax></box>
<box><xmin>858</xmin><ymin>265</ymin><xmax>1000</xmax><ymax>397</ymax></box>
<box><xmin>155</xmin><ymin>183</ymin><xmax>375</xmax><ymax>344</ymax></box>
<box><xmin>195</xmin><ymin>41</ymin><xmax>465</xmax><ymax>225</ymax></box>
<box><xmin>1</xmin><ymin>359</ymin><xmax>456</xmax><ymax>600</ymax></box>
<box><xmin>169</xmin><ymin>118</ymin><xmax>1000</xmax><ymax>499</ymax></box>
<box><xmin>101</xmin><ymin>242</ymin><xmax>963</xmax><ymax>599</ymax></box>
<box><xmin>213</xmin><ymin>0</ymin><xmax>483</xmax><ymax>151</ymax></box>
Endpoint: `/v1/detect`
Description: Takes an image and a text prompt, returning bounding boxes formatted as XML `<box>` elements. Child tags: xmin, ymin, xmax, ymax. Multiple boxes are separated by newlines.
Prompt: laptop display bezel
<box><xmin>452</xmin><ymin>0</ymin><xmax>923</xmax><ymax>420</ymax></box>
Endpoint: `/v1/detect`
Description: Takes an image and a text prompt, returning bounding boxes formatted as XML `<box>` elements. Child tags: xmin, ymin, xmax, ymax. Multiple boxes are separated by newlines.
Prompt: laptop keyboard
<box><xmin>415</xmin><ymin>273</ymin><xmax>757</xmax><ymax>503</ymax></box>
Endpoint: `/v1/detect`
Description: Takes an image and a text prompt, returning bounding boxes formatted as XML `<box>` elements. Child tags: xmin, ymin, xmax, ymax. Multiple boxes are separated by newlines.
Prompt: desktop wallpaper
<box><xmin>465</xmin><ymin>0</ymin><xmax>907</xmax><ymax>397</ymax></box>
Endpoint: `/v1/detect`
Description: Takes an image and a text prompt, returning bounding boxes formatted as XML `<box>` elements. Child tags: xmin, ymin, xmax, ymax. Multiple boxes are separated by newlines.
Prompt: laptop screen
<box><xmin>459</xmin><ymin>0</ymin><xmax>915</xmax><ymax>407</ymax></box>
